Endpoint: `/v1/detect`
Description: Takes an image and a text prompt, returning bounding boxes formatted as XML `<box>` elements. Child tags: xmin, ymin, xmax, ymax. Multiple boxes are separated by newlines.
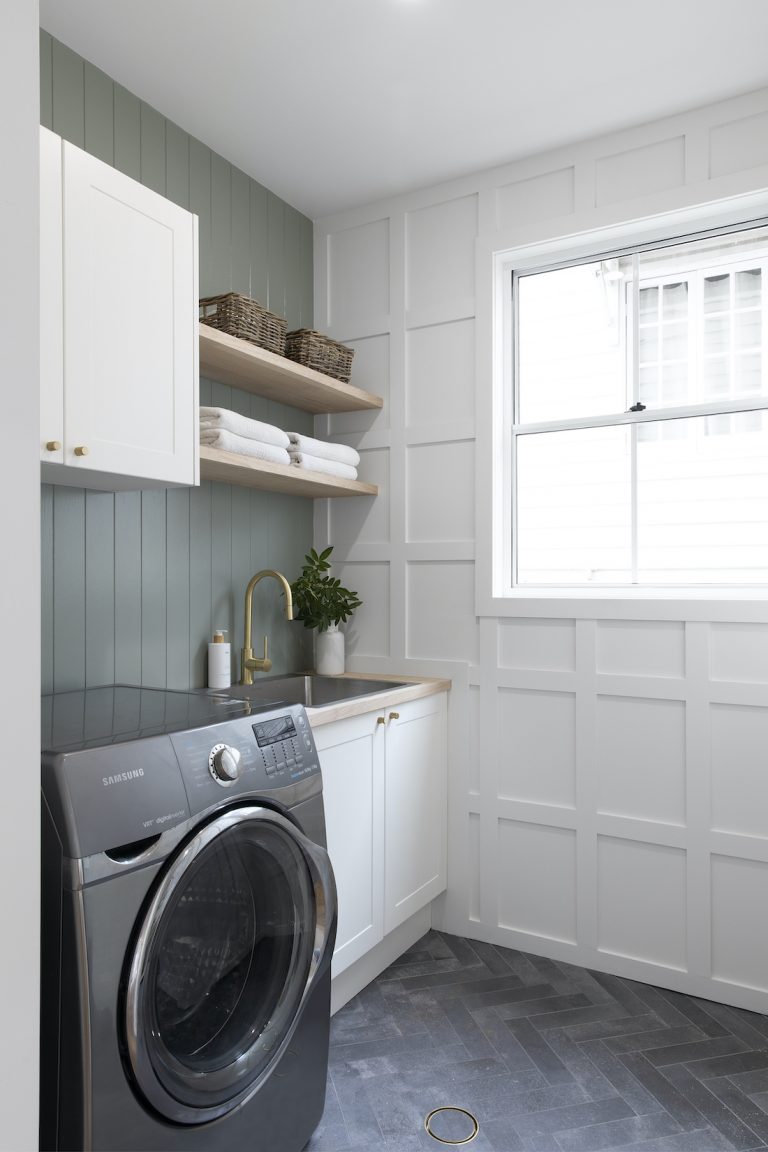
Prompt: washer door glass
<box><xmin>126</xmin><ymin>809</ymin><xmax>319</xmax><ymax>1120</ymax></box>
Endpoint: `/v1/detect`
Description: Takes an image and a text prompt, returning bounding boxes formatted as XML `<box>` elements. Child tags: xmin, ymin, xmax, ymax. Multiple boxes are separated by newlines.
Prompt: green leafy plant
<box><xmin>291</xmin><ymin>546</ymin><xmax>363</xmax><ymax>632</ymax></box>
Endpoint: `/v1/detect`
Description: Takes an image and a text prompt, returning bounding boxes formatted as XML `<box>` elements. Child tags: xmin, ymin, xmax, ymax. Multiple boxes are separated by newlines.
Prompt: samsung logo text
<box><xmin>102</xmin><ymin>769</ymin><xmax>145</xmax><ymax>787</ymax></box>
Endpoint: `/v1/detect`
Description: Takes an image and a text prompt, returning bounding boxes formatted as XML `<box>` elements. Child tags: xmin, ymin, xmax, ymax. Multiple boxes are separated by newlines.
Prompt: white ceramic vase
<box><xmin>315</xmin><ymin>624</ymin><xmax>345</xmax><ymax>675</ymax></box>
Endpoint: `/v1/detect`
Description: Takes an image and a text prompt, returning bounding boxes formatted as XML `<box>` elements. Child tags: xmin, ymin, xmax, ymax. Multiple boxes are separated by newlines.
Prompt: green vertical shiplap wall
<box><xmin>40</xmin><ymin>31</ymin><xmax>315</xmax><ymax>693</ymax></box>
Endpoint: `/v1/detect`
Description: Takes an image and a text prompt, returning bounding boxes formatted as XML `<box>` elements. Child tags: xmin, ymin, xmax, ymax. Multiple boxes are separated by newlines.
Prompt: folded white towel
<box><xmin>200</xmin><ymin>407</ymin><xmax>290</xmax><ymax>448</ymax></box>
<box><xmin>290</xmin><ymin>451</ymin><xmax>358</xmax><ymax>480</ymax></box>
<box><xmin>287</xmin><ymin>432</ymin><xmax>360</xmax><ymax>467</ymax></box>
<box><xmin>200</xmin><ymin>427</ymin><xmax>291</xmax><ymax>466</ymax></box>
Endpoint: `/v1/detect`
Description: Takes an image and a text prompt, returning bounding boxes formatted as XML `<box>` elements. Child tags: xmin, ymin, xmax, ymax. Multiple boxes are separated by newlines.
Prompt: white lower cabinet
<box><xmin>315</xmin><ymin>692</ymin><xmax>447</xmax><ymax>978</ymax></box>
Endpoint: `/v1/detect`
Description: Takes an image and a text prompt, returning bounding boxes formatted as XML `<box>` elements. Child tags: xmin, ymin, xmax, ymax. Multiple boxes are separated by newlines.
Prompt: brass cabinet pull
<box><xmin>45</xmin><ymin>440</ymin><xmax>61</xmax><ymax>452</ymax></box>
<box><xmin>376</xmin><ymin>716</ymin><xmax>386</xmax><ymax>726</ymax></box>
<box><xmin>389</xmin><ymin>712</ymin><xmax>400</xmax><ymax>722</ymax></box>
<box><xmin>74</xmin><ymin>445</ymin><xmax>89</xmax><ymax>457</ymax></box>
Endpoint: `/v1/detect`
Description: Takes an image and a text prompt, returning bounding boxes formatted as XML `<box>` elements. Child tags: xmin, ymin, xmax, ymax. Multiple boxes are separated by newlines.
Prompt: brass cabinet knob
<box><xmin>376</xmin><ymin>716</ymin><xmax>386</xmax><ymax>726</ymax></box>
<box><xmin>45</xmin><ymin>440</ymin><xmax>61</xmax><ymax>452</ymax></box>
<box><xmin>74</xmin><ymin>445</ymin><xmax>89</xmax><ymax>457</ymax></box>
<box><xmin>389</xmin><ymin>712</ymin><xmax>400</xmax><ymax>722</ymax></box>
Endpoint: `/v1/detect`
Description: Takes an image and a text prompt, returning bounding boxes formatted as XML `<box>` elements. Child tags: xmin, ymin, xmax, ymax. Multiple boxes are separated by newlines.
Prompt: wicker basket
<box><xmin>284</xmin><ymin>329</ymin><xmax>355</xmax><ymax>383</ymax></box>
<box><xmin>199</xmin><ymin>293</ymin><xmax>287</xmax><ymax>356</ymax></box>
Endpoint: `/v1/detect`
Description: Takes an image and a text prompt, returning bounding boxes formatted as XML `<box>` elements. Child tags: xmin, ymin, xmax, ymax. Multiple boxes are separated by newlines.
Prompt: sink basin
<box><xmin>224</xmin><ymin>675</ymin><xmax>407</xmax><ymax>709</ymax></box>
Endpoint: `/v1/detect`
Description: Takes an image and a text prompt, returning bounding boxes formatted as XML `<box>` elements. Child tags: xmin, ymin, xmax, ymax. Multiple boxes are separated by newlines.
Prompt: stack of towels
<box><xmin>287</xmin><ymin>433</ymin><xmax>360</xmax><ymax>480</ymax></box>
<box><xmin>199</xmin><ymin>407</ymin><xmax>290</xmax><ymax>465</ymax></box>
<box><xmin>199</xmin><ymin>407</ymin><xmax>361</xmax><ymax>480</ymax></box>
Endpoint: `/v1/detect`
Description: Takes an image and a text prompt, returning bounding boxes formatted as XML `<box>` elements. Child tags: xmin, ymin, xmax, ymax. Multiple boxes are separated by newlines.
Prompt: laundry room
<box><xmin>6</xmin><ymin>2</ymin><xmax>768</xmax><ymax>1150</ymax></box>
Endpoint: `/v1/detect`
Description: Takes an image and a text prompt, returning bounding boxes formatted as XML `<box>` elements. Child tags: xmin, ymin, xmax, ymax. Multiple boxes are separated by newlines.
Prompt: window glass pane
<box><xmin>736</xmin><ymin>267</ymin><xmax>761</xmax><ymax>307</ymax></box>
<box><xmin>704</xmin><ymin>273</ymin><xmax>729</xmax><ymax>312</ymax></box>
<box><xmin>662</xmin><ymin>281</ymin><xmax>688</xmax><ymax>319</ymax></box>
<box><xmin>736</xmin><ymin>352</ymin><xmax>762</xmax><ymax>394</ymax></box>
<box><xmin>517</xmin><ymin>261</ymin><xmax>628</xmax><ymax>423</ymax></box>
<box><xmin>736</xmin><ymin>309</ymin><xmax>762</xmax><ymax>350</ymax></box>
<box><xmin>637</xmin><ymin>411</ymin><xmax>768</xmax><ymax>583</ymax></box>
<box><xmin>516</xmin><ymin>426</ymin><xmax>631</xmax><ymax>584</ymax></box>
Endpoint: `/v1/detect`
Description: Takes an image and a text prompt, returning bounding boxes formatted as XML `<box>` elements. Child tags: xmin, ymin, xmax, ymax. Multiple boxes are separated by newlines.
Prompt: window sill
<box><xmin>479</xmin><ymin>586</ymin><xmax>768</xmax><ymax>622</ymax></box>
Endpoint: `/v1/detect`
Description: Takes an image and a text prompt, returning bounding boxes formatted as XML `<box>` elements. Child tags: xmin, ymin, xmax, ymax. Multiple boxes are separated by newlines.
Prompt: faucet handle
<box><xmin>260</xmin><ymin>635</ymin><xmax>272</xmax><ymax>673</ymax></box>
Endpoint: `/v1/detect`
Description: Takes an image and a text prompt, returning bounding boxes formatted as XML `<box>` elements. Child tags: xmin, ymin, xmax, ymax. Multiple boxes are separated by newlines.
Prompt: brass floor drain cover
<box><xmin>424</xmin><ymin>1106</ymin><xmax>479</xmax><ymax>1145</ymax></box>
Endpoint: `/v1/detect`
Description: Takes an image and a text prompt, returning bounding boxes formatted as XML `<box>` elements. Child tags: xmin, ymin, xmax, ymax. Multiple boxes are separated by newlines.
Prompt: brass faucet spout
<box><xmin>241</xmin><ymin>569</ymin><xmax>294</xmax><ymax>685</ymax></box>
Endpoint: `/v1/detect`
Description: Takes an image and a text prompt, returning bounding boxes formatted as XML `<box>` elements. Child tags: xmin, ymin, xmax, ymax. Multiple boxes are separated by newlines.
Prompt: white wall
<box><xmin>315</xmin><ymin>87</ymin><xmax>768</xmax><ymax>1013</ymax></box>
<box><xmin>0</xmin><ymin>3</ymin><xmax>40</xmax><ymax>1148</ymax></box>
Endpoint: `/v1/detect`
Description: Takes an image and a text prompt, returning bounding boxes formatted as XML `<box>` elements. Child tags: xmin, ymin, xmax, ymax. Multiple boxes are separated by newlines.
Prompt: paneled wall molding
<box><xmin>40</xmin><ymin>31</ymin><xmax>314</xmax><ymax>693</ymax></box>
<box><xmin>316</xmin><ymin>81</ymin><xmax>768</xmax><ymax>1014</ymax></box>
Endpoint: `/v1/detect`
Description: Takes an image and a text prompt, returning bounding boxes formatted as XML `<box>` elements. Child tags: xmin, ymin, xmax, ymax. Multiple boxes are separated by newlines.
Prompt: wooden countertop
<box><xmin>305</xmin><ymin>673</ymin><xmax>451</xmax><ymax>727</ymax></box>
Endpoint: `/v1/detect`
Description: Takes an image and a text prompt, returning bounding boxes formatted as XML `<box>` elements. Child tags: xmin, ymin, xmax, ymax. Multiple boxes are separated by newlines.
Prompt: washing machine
<box><xmin>40</xmin><ymin>685</ymin><xmax>337</xmax><ymax>1152</ymax></box>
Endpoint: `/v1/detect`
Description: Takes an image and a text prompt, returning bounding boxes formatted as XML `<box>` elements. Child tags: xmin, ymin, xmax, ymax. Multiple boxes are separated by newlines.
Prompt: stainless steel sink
<box><xmin>224</xmin><ymin>675</ymin><xmax>407</xmax><ymax>709</ymax></box>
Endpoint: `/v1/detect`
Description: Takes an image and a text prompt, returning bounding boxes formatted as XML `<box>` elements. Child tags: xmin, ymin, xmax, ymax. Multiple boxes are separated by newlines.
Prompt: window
<box><xmin>510</xmin><ymin>222</ymin><xmax>768</xmax><ymax>587</ymax></box>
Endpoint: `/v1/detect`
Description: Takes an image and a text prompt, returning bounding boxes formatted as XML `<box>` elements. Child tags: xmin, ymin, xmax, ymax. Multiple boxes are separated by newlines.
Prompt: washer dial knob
<box><xmin>209</xmin><ymin>743</ymin><xmax>242</xmax><ymax>785</ymax></box>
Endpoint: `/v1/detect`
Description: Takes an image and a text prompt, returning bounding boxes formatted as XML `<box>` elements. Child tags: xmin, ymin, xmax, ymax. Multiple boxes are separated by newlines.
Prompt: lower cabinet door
<box><xmin>315</xmin><ymin>712</ymin><xmax>385</xmax><ymax>977</ymax></box>
<box><xmin>384</xmin><ymin>693</ymin><xmax>447</xmax><ymax>935</ymax></box>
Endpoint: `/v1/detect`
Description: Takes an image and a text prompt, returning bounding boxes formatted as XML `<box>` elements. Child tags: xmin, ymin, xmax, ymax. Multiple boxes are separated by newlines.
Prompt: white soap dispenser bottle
<box><xmin>208</xmin><ymin>629</ymin><xmax>231</xmax><ymax>690</ymax></box>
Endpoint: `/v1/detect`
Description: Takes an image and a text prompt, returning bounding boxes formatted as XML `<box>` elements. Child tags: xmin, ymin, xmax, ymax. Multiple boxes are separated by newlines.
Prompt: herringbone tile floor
<box><xmin>306</xmin><ymin>931</ymin><xmax>768</xmax><ymax>1152</ymax></box>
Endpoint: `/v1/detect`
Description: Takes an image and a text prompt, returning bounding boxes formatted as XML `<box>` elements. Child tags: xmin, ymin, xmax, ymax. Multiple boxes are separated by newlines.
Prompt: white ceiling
<box><xmin>39</xmin><ymin>0</ymin><xmax>768</xmax><ymax>220</ymax></box>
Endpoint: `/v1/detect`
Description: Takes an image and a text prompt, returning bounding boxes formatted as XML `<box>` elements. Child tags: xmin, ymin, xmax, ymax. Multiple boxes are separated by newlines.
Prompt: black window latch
<box><xmin>628</xmin><ymin>402</ymin><xmax>646</xmax><ymax>412</ymax></box>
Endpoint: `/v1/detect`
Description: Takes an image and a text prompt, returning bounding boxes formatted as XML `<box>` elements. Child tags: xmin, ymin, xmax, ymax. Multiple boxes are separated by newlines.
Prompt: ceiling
<box><xmin>39</xmin><ymin>0</ymin><xmax>768</xmax><ymax>220</ymax></box>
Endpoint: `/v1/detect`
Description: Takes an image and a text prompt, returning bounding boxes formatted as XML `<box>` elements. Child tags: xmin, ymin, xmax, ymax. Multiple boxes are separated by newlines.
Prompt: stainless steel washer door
<box><xmin>123</xmin><ymin>805</ymin><xmax>335</xmax><ymax>1124</ymax></box>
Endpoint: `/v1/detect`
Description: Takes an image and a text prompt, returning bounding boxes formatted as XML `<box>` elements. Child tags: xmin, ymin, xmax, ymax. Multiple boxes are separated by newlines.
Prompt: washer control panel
<box><xmin>252</xmin><ymin>709</ymin><xmax>314</xmax><ymax>779</ymax></box>
<box><xmin>171</xmin><ymin>702</ymin><xmax>320</xmax><ymax>814</ymax></box>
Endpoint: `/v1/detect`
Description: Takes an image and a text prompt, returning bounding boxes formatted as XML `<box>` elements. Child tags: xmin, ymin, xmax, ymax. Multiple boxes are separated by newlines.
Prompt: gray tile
<box><xmin>438</xmin><ymin>996</ymin><xmax>499</xmax><ymax>1059</ymax></box>
<box><xmin>685</xmin><ymin>1050</ymin><xmax>768</xmax><ymax>1082</ymax></box>
<box><xmin>543</xmin><ymin>1029</ymin><xmax>619</xmax><ymax>1101</ymax></box>
<box><xmin>481</xmin><ymin>1115</ymin><xmax>526</xmax><ymax>1150</ymax></box>
<box><xmin>509</xmin><ymin>1096</ymin><xmax>635</xmax><ymax>1138</ymax></box>
<box><xmin>654</xmin><ymin>990</ymin><xmax>729</xmax><ymax>1039</ymax></box>
<box><xmin>554</xmin><ymin>1111</ymin><xmax>683</xmax><ymax>1151</ymax></box>
<box><xmin>496</xmin><ymin>993</ymin><xmax>590</xmax><ymax>1020</ymax></box>
<box><xmin>529</xmin><ymin>1003</ymin><xmax>627</xmax><ymax>1032</ymax></box>
<box><xmin>643</xmin><ymin>1036</ymin><xmax>748</xmax><ymax>1068</ymax></box>
<box><xmin>587</xmin><ymin>972</ymin><xmax>653</xmax><ymax>1018</ymax></box>
<box><xmin>505</xmin><ymin>1019</ymin><xmax>577</xmax><ymax>1085</ymax></box>
<box><xmin>729</xmin><ymin>1070</ymin><xmax>768</xmax><ymax>1096</ymax></box>
<box><xmin>563</xmin><ymin>1016</ymin><xmax>663</xmax><ymax>1044</ymax></box>
<box><xmin>610</xmin><ymin>1130</ymin><xmax>737</xmax><ymax>1151</ymax></box>
<box><xmin>398</xmin><ymin>970</ymin><xmax>517</xmax><ymax>994</ymax></box>
<box><xmin>577</xmin><ymin>1041</ymin><xmax>666</xmax><ymax>1117</ymax></box>
<box><xmin>662</xmin><ymin>1064</ymin><xmax>765</xmax><ymax>1150</ymax></box>
<box><xmin>702</xmin><ymin>1076</ymin><xmax>768</xmax><ymax>1144</ymax></box>
<box><xmin>330</xmin><ymin>1031</ymin><xmax>436</xmax><ymax>1066</ymax></box>
<box><xmin>615</xmin><ymin>1053</ymin><xmax>705</xmax><ymax>1130</ymax></box>
<box><xmin>604</xmin><ymin>1027</ymin><xmax>707</xmax><ymax>1056</ymax></box>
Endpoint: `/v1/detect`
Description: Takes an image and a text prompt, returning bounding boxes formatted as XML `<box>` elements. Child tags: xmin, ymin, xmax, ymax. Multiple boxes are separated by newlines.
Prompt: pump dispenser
<box><xmin>208</xmin><ymin>629</ymin><xmax>231</xmax><ymax>690</ymax></box>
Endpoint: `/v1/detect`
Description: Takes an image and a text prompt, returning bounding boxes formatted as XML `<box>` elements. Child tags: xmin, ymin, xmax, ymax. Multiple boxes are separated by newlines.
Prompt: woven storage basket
<box><xmin>199</xmin><ymin>293</ymin><xmax>287</xmax><ymax>355</ymax></box>
<box><xmin>284</xmin><ymin>329</ymin><xmax>355</xmax><ymax>383</ymax></box>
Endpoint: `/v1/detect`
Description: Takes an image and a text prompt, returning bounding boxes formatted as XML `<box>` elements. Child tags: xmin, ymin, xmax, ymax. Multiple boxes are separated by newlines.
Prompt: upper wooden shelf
<box><xmin>199</xmin><ymin>446</ymin><xmax>379</xmax><ymax>498</ymax></box>
<box><xmin>199</xmin><ymin>324</ymin><xmax>384</xmax><ymax>415</ymax></box>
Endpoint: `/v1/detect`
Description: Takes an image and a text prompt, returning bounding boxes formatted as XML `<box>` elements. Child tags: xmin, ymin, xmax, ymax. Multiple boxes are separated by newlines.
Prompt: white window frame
<box><xmin>476</xmin><ymin>189</ymin><xmax>768</xmax><ymax>619</ymax></box>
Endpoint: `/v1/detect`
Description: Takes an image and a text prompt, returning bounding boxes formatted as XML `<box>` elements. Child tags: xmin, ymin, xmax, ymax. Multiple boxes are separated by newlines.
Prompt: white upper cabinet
<box><xmin>40</xmin><ymin>127</ymin><xmax>199</xmax><ymax>489</ymax></box>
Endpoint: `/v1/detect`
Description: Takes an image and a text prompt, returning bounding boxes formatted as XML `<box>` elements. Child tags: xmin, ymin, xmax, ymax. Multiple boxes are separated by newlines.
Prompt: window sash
<box><xmin>509</xmin><ymin>225</ymin><xmax>768</xmax><ymax>590</ymax></box>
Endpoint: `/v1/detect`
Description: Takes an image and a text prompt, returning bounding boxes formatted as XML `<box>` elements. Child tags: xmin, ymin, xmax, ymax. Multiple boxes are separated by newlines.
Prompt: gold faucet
<box><xmin>241</xmin><ymin>569</ymin><xmax>294</xmax><ymax>684</ymax></box>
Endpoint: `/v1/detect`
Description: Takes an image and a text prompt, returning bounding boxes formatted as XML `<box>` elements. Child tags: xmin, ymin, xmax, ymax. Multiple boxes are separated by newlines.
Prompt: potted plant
<box><xmin>291</xmin><ymin>546</ymin><xmax>362</xmax><ymax>674</ymax></box>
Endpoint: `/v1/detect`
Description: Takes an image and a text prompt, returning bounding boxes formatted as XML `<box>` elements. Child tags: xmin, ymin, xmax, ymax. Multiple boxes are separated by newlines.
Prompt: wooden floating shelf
<box><xmin>199</xmin><ymin>446</ymin><xmax>379</xmax><ymax>498</ymax></box>
<box><xmin>199</xmin><ymin>324</ymin><xmax>383</xmax><ymax>415</ymax></box>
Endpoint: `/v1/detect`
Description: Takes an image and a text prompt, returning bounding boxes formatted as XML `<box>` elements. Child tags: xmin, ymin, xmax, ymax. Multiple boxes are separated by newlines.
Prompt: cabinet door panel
<box><xmin>316</xmin><ymin>714</ymin><xmax>385</xmax><ymax>976</ymax></box>
<box><xmin>62</xmin><ymin>142</ymin><xmax>197</xmax><ymax>484</ymax></box>
<box><xmin>40</xmin><ymin>128</ymin><xmax>63</xmax><ymax>463</ymax></box>
<box><xmin>384</xmin><ymin>694</ymin><xmax>447</xmax><ymax>934</ymax></box>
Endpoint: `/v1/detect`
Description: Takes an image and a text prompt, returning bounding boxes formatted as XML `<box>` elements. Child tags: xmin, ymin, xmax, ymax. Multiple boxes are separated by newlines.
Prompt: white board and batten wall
<box><xmin>314</xmin><ymin>86</ymin><xmax>768</xmax><ymax>1013</ymax></box>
